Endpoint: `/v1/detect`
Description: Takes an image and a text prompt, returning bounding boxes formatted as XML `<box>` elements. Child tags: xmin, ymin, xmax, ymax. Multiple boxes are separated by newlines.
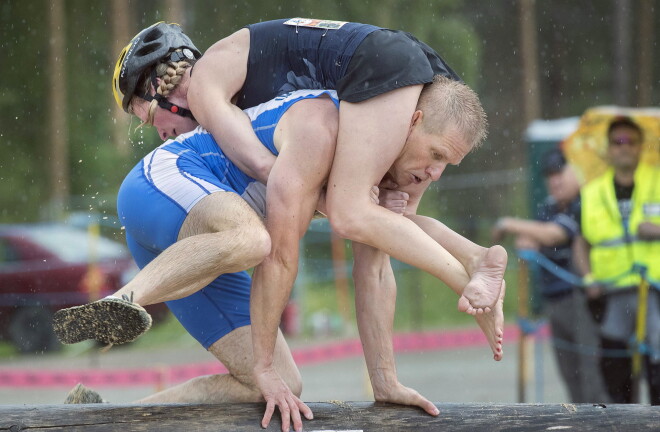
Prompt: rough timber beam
<box><xmin>1</xmin><ymin>401</ymin><xmax>658</xmax><ymax>431</ymax></box>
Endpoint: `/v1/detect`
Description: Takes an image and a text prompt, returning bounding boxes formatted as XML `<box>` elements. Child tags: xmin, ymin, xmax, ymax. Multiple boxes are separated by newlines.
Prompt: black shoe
<box><xmin>53</xmin><ymin>295</ymin><xmax>152</xmax><ymax>345</ymax></box>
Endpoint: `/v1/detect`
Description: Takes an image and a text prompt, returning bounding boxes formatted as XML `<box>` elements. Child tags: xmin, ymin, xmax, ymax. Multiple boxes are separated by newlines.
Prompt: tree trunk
<box><xmin>166</xmin><ymin>0</ymin><xmax>186</xmax><ymax>26</ymax></box>
<box><xmin>47</xmin><ymin>0</ymin><xmax>69</xmax><ymax>219</ymax></box>
<box><xmin>111</xmin><ymin>0</ymin><xmax>131</xmax><ymax>156</ymax></box>
<box><xmin>518</xmin><ymin>0</ymin><xmax>541</xmax><ymax>125</ymax></box>
<box><xmin>613</xmin><ymin>0</ymin><xmax>632</xmax><ymax>106</ymax></box>
<box><xmin>636</xmin><ymin>0</ymin><xmax>654</xmax><ymax>107</ymax></box>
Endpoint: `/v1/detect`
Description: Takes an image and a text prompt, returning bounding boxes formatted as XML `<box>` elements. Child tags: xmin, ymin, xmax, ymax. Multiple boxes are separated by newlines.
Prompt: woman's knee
<box><xmin>236</xmin><ymin>222</ymin><xmax>271</xmax><ymax>266</ymax></box>
<box><xmin>327</xmin><ymin>206</ymin><xmax>368</xmax><ymax>243</ymax></box>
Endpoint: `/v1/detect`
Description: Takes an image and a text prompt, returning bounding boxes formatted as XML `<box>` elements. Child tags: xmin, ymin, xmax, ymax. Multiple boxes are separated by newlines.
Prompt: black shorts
<box><xmin>336</xmin><ymin>29</ymin><xmax>461</xmax><ymax>103</ymax></box>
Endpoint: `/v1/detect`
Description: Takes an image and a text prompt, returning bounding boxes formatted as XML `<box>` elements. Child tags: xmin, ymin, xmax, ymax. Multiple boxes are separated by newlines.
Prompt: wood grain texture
<box><xmin>1</xmin><ymin>402</ymin><xmax>658</xmax><ymax>431</ymax></box>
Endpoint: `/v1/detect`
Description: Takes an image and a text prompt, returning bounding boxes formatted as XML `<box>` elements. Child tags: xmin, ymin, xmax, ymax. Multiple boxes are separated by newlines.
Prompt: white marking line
<box><xmin>546</xmin><ymin>427</ymin><xmax>573</xmax><ymax>430</ymax></box>
<box><xmin>309</xmin><ymin>430</ymin><xmax>364</xmax><ymax>432</ymax></box>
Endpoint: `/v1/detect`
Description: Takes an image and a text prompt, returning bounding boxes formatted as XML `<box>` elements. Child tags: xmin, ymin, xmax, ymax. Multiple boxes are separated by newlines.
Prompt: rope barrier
<box><xmin>516</xmin><ymin>249</ymin><xmax>659</xmax><ymax>359</ymax></box>
<box><xmin>517</xmin><ymin>249</ymin><xmax>659</xmax><ymax>290</ymax></box>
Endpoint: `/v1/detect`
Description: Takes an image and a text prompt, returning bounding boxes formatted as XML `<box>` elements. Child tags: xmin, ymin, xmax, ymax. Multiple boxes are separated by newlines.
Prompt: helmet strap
<box><xmin>142</xmin><ymin>92</ymin><xmax>196</xmax><ymax>121</ymax></box>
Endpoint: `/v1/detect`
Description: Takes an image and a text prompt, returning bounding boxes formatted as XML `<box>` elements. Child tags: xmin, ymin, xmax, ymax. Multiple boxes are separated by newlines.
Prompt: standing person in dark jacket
<box><xmin>493</xmin><ymin>148</ymin><xmax>608</xmax><ymax>402</ymax></box>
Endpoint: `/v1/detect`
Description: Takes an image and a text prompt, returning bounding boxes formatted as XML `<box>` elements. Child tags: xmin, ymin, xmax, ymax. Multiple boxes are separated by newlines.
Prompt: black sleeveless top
<box><xmin>236</xmin><ymin>19</ymin><xmax>378</xmax><ymax>109</ymax></box>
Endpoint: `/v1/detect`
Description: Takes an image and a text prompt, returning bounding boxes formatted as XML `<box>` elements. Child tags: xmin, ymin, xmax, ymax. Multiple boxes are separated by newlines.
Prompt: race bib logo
<box><xmin>284</xmin><ymin>18</ymin><xmax>347</xmax><ymax>30</ymax></box>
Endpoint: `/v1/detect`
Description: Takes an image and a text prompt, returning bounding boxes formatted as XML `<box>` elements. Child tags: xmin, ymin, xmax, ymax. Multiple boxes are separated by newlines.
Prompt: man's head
<box><xmin>541</xmin><ymin>148</ymin><xmax>579</xmax><ymax>206</ymax></box>
<box><xmin>388</xmin><ymin>76</ymin><xmax>488</xmax><ymax>186</ymax></box>
<box><xmin>416</xmin><ymin>75</ymin><xmax>488</xmax><ymax>149</ymax></box>
<box><xmin>606</xmin><ymin>116</ymin><xmax>643</xmax><ymax>173</ymax></box>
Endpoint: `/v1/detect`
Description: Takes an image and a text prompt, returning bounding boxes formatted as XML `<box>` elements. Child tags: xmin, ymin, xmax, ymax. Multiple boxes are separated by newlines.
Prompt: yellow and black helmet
<box><xmin>112</xmin><ymin>22</ymin><xmax>201</xmax><ymax>112</ymax></box>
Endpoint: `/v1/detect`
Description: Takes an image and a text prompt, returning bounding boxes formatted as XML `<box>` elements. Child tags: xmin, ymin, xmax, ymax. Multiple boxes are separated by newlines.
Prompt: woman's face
<box><xmin>131</xmin><ymin>88</ymin><xmax>198</xmax><ymax>141</ymax></box>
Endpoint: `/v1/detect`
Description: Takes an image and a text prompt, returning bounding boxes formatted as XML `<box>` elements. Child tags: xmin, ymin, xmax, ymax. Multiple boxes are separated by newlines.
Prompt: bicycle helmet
<box><xmin>112</xmin><ymin>22</ymin><xmax>201</xmax><ymax>112</ymax></box>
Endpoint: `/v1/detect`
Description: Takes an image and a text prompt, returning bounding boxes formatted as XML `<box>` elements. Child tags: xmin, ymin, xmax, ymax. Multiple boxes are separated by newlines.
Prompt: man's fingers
<box><xmin>421</xmin><ymin>399</ymin><xmax>440</xmax><ymax>416</ymax></box>
<box><xmin>288</xmin><ymin>396</ymin><xmax>303</xmax><ymax>432</ymax></box>
<box><xmin>408</xmin><ymin>391</ymin><xmax>439</xmax><ymax>417</ymax></box>
<box><xmin>297</xmin><ymin>399</ymin><xmax>314</xmax><ymax>420</ymax></box>
<box><xmin>279</xmin><ymin>399</ymin><xmax>291</xmax><ymax>432</ymax></box>
<box><xmin>262</xmin><ymin>400</ymin><xmax>276</xmax><ymax>429</ymax></box>
<box><xmin>382</xmin><ymin>198</ymin><xmax>407</xmax><ymax>214</ymax></box>
<box><xmin>391</xmin><ymin>385</ymin><xmax>439</xmax><ymax>417</ymax></box>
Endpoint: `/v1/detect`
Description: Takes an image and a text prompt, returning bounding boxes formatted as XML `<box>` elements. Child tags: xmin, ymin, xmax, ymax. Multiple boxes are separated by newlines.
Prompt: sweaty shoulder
<box><xmin>189</xmin><ymin>28</ymin><xmax>250</xmax><ymax>103</ymax></box>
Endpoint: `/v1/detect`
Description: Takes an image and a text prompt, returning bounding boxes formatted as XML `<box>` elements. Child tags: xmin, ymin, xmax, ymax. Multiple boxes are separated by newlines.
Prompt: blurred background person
<box><xmin>493</xmin><ymin>147</ymin><xmax>608</xmax><ymax>403</ymax></box>
<box><xmin>573</xmin><ymin>116</ymin><xmax>660</xmax><ymax>405</ymax></box>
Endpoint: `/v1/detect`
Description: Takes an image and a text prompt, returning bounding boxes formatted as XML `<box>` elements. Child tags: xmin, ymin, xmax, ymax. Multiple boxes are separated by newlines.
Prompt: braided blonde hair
<box><xmin>129</xmin><ymin>50</ymin><xmax>195</xmax><ymax>127</ymax></box>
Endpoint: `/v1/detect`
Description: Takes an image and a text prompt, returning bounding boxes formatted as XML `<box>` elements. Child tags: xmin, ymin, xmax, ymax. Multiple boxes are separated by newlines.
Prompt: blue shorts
<box><xmin>117</xmin><ymin>89</ymin><xmax>338</xmax><ymax>349</ymax></box>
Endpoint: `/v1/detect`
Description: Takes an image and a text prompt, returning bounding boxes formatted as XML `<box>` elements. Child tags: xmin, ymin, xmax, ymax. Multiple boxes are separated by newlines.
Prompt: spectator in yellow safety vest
<box><xmin>573</xmin><ymin>116</ymin><xmax>660</xmax><ymax>405</ymax></box>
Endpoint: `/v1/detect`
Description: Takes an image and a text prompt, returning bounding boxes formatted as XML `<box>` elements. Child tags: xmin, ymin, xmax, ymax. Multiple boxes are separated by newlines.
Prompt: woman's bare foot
<box><xmin>458</xmin><ymin>245</ymin><xmax>507</xmax><ymax>315</ymax></box>
<box><xmin>474</xmin><ymin>281</ymin><xmax>505</xmax><ymax>361</ymax></box>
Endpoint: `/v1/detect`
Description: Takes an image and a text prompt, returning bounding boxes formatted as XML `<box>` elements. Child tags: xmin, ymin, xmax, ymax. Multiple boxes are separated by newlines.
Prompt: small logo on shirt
<box><xmin>284</xmin><ymin>18</ymin><xmax>347</xmax><ymax>30</ymax></box>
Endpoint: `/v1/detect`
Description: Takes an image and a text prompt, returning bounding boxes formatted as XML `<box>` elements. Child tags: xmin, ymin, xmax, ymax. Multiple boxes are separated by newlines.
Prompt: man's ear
<box><xmin>408</xmin><ymin>110</ymin><xmax>424</xmax><ymax>136</ymax></box>
<box><xmin>410</xmin><ymin>110</ymin><xmax>424</xmax><ymax>127</ymax></box>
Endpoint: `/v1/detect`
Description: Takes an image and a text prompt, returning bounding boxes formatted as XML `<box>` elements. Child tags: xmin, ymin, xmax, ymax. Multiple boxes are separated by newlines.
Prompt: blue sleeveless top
<box><xmin>236</xmin><ymin>19</ymin><xmax>378</xmax><ymax>108</ymax></box>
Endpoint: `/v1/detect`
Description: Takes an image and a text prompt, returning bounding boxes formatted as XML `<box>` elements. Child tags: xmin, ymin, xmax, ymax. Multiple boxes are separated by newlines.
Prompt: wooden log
<box><xmin>1</xmin><ymin>402</ymin><xmax>658</xmax><ymax>431</ymax></box>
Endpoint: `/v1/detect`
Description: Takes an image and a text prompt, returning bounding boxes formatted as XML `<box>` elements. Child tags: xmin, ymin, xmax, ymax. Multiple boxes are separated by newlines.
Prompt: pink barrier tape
<box><xmin>0</xmin><ymin>325</ymin><xmax>538</xmax><ymax>389</ymax></box>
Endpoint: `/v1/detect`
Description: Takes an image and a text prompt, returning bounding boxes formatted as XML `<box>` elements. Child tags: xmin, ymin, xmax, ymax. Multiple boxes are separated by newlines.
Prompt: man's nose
<box><xmin>426</xmin><ymin>164</ymin><xmax>446</xmax><ymax>181</ymax></box>
<box><xmin>159</xmin><ymin>129</ymin><xmax>169</xmax><ymax>141</ymax></box>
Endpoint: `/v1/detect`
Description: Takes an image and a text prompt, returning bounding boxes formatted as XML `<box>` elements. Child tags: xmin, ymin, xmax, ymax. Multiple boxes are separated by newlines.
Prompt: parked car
<box><xmin>0</xmin><ymin>223</ymin><xmax>168</xmax><ymax>353</ymax></box>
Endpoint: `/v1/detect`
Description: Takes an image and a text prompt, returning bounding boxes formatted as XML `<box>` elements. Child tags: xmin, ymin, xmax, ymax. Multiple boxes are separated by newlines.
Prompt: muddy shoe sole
<box><xmin>53</xmin><ymin>297</ymin><xmax>152</xmax><ymax>345</ymax></box>
<box><xmin>64</xmin><ymin>383</ymin><xmax>106</xmax><ymax>404</ymax></box>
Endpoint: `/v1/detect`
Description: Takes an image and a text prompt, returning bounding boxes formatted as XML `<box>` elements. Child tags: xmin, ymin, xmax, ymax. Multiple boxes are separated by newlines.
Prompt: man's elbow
<box><xmin>255</xmin><ymin>159</ymin><xmax>273</xmax><ymax>184</ymax></box>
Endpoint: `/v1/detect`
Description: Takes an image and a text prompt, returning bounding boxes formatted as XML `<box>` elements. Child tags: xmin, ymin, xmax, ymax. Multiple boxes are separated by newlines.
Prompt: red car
<box><xmin>0</xmin><ymin>223</ymin><xmax>168</xmax><ymax>353</ymax></box>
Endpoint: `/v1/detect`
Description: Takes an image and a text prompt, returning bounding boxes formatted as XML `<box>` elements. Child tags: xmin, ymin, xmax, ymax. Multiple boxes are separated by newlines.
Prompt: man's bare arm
<box><xmin>492</xmin><ymin>217</ymin><xmax>569</xmax><ymax>247</ymax></box>
<box><xmin>572</xmin><ymin>234</ymin><xmax>592</xmax><ymax>277</ymax></box>
<box><xmin>352</xmin><ymin>242</ymin><xmax>439</xmax><ymax>416</ymax></box>
<box><xmin>250</xmin><ymin>100</ymin><xmax>337</xmax><ymax>432</ymax></box>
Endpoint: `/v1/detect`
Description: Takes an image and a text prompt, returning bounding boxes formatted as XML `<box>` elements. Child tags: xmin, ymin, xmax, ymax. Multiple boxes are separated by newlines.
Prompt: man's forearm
<box><xmin>251</xmin><ymin>254</ymin><xmax>298</xmax><ymax>369</ymax></box>
<box><xmin>495</xmin><ymin>217</ymin><xmax>568</xmax><ymax>247</ymax></box>
<box><xmin>205</xmin><ymin>103</ymin><xmax>276</xmax><ymax>183</ymax></box>
<box><xmin>572</xmin><ymin>235</ymin><xmax>592</xmax><ymax>277</ymax></box>
<box><xmin>352</xmin><ymin>242</ymin><xmax>398</xmax><ymax>396</ymax></box>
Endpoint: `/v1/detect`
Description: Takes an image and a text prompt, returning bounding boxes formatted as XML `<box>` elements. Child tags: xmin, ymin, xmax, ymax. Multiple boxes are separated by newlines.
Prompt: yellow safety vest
<box><xmin>581</xmin><ymin>163</ymin><xmax>660</xmax><ymax>288</ymax></box>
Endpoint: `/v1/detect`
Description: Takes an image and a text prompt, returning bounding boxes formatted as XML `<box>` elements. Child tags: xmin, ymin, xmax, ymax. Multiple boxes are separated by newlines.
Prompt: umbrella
<box><xmin>561</xmin><ymin>106</ymin><xmax>660</xmax><ymax>185</ymax></box>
